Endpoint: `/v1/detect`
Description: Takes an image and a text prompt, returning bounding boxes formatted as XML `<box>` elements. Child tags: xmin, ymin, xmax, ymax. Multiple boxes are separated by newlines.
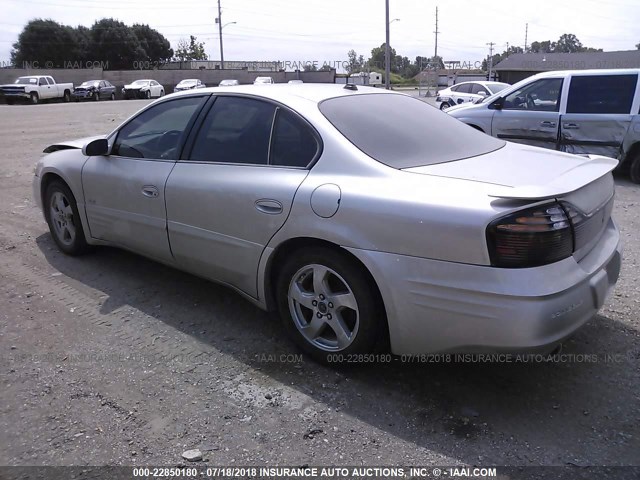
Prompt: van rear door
<box><xmin>559</xmin><ymin>73</ymin><xmax>638</xmax><ymax>158</ymax></box>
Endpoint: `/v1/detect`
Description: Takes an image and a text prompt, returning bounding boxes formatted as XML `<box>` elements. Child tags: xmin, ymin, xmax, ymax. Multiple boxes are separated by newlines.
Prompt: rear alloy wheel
<box><xmin>277</xmin><ymin>247</ymin><xmax>383</xmax><ymax>363</ymax></box>
<box><xmin>630</xmin><ymin>152</ymin><xmax>640</xmax><ymax>184</ymax></box>
<box><xmin>439</xmin><ymin>101</ymin><xmax>450</xmax><ymax>110</ymax></box>
<box><xmin>63</xmin><ymin>91</ymin><xmax>70</xmax><ymax>102</ymax></box>
<box><xmin>44</xmin><ymin>181</ymin><xmax>91</xmax><ymax>255</ymax></box>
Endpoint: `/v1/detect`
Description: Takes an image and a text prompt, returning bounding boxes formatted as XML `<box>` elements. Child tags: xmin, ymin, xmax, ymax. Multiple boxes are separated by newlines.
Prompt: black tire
<box><xmin>439</xmin><ymin>101</ymin><xmax>449</xmax><ymax>110</ymax></box>
<box><xmin>276</xmin><ymin>247</ymin><xmax>384</xmax><ymax>364</ymax></box>
<box><xmin>63</xmin><ymin>90</ymin><xmax>70</xmax><ymax>102</ymax></box>
<box><xmin>93</xmin><ymin>91</ymin><xmax>99</xmax><ymax>101</ymax></box>
<box><xmin>630</xmin><ymin>153</ymin><xmax>640</xmax><ymax>184</ymax></box>
<box><xmin>30</xmin><ymin>92</ymin><xmax>39</xmax><ymax>105</ymax></box>
<box><xmin>110</xmin><ymin>92</ymin><xmax>115</xmax><ymax>101</ymax></box>
<box><xmin>43</xmin><ymin>180</ymin><xmax>91</xmax><ymax>256</ymax></box>
<box><xmin>160</xmin><ymin>89</ymin><xmax>164</xmax><ymax>97</ymax></box>
<box><xmin>6</xmin><ymin>98</ymin><xmax>14</xmax><ymax>105</ymax></box>
<box><xmin>145</xmin><ymin>90</ymin><xmax>151</xmax><ymax>99</ymax></box>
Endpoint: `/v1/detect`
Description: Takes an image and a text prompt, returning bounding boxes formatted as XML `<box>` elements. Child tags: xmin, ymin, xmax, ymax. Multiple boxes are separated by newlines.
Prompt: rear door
<box><xmin>491</xmin><ymin>77</ymin><xmax>564</xmax><ymax>150</ymax></box>
<box><xmin>560</xmin><ymin>73</ymin><xmax>638</xmax><ymax>158</ymax></box>
<box><xmin>451</xmin><ymin>83</ymin><xmax>473</xmax><ymax>104</ymax></box>
<box><xmin>165</xmin><ymin>95</ymin><xmax>319</xmax><ymax>298</ymax></box>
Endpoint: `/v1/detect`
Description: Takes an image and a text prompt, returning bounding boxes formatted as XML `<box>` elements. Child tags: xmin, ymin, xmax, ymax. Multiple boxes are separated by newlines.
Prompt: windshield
<box><xmin>320</xmin><ymin>93</ymin><xmax>505</xmax><ymax>168</ymax></box>
<box><xmin>178</xmin><ymin>80</ymin><xmax>196</xmax><ymax>85</ymax></box>
<box><xmin>131</xmin><ymin>80</ymin><xmax>149</xmax><ymax>86</ymax></box>
<box><xmin>15</xmin><ymin>77</ymin><xmax>37</xmax><ymax>84</ymax></box>
<box><xmin>79</xmin><ymin>81</ymin><xmax>100</xmax><ymax>87</ymax></box>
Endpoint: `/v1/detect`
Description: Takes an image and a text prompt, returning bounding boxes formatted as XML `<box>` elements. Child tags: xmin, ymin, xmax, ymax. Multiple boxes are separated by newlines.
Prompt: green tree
<box><xmin>346</xmin><ymin>49</ymin><xmax>364</xmax><ymax>74</ymax></box>
<box><xmin>554</xmin><ymin>33</ymin><xmax>583</xmax><ymax>53</ymax></box>
<box><xmin>174</xmin><ymin>35</ymin><xmax>208</xmax><ymax>61</ymax></box>
<box><xmin>302</xmin><ymin>63</ymin><xmax>318</xmax><ymax>72</ymax></box>
<box><xmin>132</xmin><ymin>24</ymin><xmax>173</xmax><ymax>65</ymax></box>
<box><xmin>369</xmin><ymin>43</ymin><xmax>396</xmax><ymax>71</ymax></box>
<box><xmin>11</xmin><ymin>19</ymin><xmax>82</xmax><ymax>67</ymax></box>
<box><xmin>529</xmin><ymin>40</ymin><xmax>555</xmax><ymax>53</ymax></box>
<box><xmin>90</xmin><ymin>18</ymin><xmax>145</xmax><ymax>70</ymax></box>
<box><xmin>637</xmin><ymin>42</ymin><xmax>640</xmax><ymax>50</ymax></box>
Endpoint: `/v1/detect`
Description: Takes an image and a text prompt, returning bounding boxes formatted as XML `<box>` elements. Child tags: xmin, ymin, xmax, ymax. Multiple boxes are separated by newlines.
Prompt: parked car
<box><xmin>436</xmin><ymin>81</ymin><xmax>510</xmax><ymax>110</ymax></box>
<box><xmin>446</xmin><ymin>69</ymin><xmax>640</xmax><ymax>183</ymax></box>
<box><xmin>218</xmin><ymin>79</ymin><xmax>240</xmax><ymax>86</ymax></box>
<box><xmin>0</xmin><ymin>75</ymin><xmax>73</xmax><ymax>104</ymax></box>
<box><xmin>72</xmin><ymin>80</ymin><xmax>116</xmax><ymax>101</ymax></box>
<box><xmin>288</xmin><ymin>79</ymin><xmax>304</xmax><ymax>84</ymax></box>
<box><xmin>254</xmin><ymin>76</ymin><xmax>274</xmax><ymax>84</ymax></box>
<box><xmin>33</xmin><ymin>84</ymin><xmax>621</xmax><ymax>363</ymax></box>
<box><xmin>174</xmin><ymin>79</ymin><xmax>206</xmax><ymax>92</ymax></box>
<box><xmin>122</xmin><ymin>79</ymin><xmax>164</xmax><ymax>99</ymax></box>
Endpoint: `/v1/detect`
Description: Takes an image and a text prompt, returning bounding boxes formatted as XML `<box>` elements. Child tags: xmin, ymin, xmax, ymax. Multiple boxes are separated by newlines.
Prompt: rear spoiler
<box><xmin>488</xmin><ymin>155</ymin><xmax>618</xmax><ymax>199</ymax></box>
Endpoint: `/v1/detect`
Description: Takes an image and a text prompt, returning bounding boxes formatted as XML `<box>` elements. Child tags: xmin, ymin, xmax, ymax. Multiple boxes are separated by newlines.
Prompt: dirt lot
<box><xmin>0</xmin><ymin>100</ymin><xmax>638</xmax><ymax>473</ymax></box>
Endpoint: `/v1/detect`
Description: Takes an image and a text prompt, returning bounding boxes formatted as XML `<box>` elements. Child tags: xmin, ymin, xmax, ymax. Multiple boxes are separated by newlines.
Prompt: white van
<box><xmin>447</xmin><ymin>69</ymin><xmax>640</xmax><ymax>183</ymax></box>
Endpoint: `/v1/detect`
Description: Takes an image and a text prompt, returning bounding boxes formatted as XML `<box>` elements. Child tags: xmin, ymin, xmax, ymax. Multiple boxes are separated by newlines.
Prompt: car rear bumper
<box><xmin>347</xmin><ymin>218</ymin><xmax>622</xmax><ymax>355</ymax></box>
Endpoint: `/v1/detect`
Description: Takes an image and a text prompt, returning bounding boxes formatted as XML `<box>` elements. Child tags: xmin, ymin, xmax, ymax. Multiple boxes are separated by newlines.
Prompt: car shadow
<box><xmin>35</xmin><ymin>234</ymin><xmax>640</xmax><ymax>466</ymax></box>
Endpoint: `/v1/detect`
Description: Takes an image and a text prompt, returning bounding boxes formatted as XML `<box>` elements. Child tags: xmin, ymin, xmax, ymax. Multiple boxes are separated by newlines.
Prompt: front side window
<box><xmin>502</xmin><ymin>78</ymin><xmax>563</xmax><ymax>112</ymax></box>
<box><xmin>567</xmin><ymin>74</ymin><xmax>637</xmax><ymax>114</ymax></box>
<box><xmin>189</xmin><ymin>96</ymin><xmax>276</xmax><ymax>165</ymax></box>
<box><xmin>112</xmin><ymin>96</ymin><xmax>205</xmax><ymax>160</ymax></box>
<box><xmin>270</xmin><ymin>109</ymin><xmax>319</xmax><ymax>167</ymax></box>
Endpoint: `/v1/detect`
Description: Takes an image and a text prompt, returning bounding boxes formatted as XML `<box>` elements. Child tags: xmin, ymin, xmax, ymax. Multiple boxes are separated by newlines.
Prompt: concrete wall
<box><xmin>0</xmin><ymin>68</ymin><xmax>336</xmax><ymax>99</ymax></box>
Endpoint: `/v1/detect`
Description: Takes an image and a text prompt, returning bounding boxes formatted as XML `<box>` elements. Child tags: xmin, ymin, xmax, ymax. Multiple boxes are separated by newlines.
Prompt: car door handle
<box><xmin>563</xmin><ymin>123</ymin><xmax>580</xmax><ymax>129</ymax></box>
<box><xmin>255</xmin><ymin>199</ymin><xmax>283</xmax><ymax>215</ymax></box>
<box><xmin>141</xmin><ymin>185</ymin><xmax>159</xmax><ymax>198</ymax></box>
<box><xmin>540</xmin><ymin>121</ymin><xmax>556</xmax><ymax>128</ymax></box>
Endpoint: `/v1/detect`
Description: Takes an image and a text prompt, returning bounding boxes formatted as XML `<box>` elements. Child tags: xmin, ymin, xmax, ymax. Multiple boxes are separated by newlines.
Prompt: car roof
<box><xmin>167</xmin><ymin>83</ymin><xmax>396</xmax><ymax>104</ymax></box>
<box><xmin>531</xmin><ymin>68</ymin><xmax>640</xmax><ymax>78</ymax></box>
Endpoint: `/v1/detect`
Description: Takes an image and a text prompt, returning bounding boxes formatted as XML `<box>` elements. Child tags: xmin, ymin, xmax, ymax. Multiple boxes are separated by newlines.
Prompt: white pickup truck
<box><xmin>0</xmin><ymin>75</ymin><xmax>73</xmax><ymax>104</ymax></box>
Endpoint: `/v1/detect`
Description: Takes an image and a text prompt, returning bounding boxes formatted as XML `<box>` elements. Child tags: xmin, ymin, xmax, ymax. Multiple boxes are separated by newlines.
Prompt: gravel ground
<box><xmin>0</xmin><ymin>100</ymin><xmax>638</xmax><ymax>472</ymax></box>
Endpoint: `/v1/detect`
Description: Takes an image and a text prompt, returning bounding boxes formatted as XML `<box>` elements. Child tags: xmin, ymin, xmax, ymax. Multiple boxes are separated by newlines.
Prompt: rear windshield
<box><xmin>319</xmin><ymin>93</ymin><xmax>505</xmax><ymax>168</ymax></box>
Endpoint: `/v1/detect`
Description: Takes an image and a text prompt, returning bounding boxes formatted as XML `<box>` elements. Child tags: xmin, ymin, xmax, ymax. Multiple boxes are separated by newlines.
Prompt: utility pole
<box><xmin>434</xmin><ymin>6</ymin><xmax>440</xmax><ymax>60</ymax></box>
<box><xmin>385</xmin><ymin>0</ymin><xmax>390</xmax><ymax>89</ymax></box>
<box><xmin>217</xmin><ymin>0</ymin><xmax>224</xmax><ymax>69</ymax></box>
<box><xmin>524</xmin><ymin>23</ymin><xmax>528</xmax><ymax>53</ymax></box>
<box><xmin>486</xmin><ymin>42</ymin><xmax>495</xmax><ymax>80</ymax></box>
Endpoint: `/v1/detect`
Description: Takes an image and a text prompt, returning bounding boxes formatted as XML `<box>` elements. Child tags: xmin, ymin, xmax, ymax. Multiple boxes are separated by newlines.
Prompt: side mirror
<box><xmin>82</xmin><ymin>138</ymin><xmax>109</xmax><ymax>156</ymax></box>
<box><xmin>489</xmin><ymin>97</ymin><xmax>504</xmax><ymax>110</ymax></box>
<box><xmin>478</xmin><ymin>91</ymin><xmax>487</xmax><ymax>97</ymax></box>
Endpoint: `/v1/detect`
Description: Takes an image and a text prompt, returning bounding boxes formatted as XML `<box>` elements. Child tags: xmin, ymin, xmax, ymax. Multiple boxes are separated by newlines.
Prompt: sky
<box><xmin>1</xmin><ymin>0</ymin><xmax>639</xmax><ymax>71</ymax></box>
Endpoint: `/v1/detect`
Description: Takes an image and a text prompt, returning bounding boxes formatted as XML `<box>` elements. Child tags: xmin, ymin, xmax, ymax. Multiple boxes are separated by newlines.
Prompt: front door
<box><xmin>560</xmin><ymin>73</ymin><xmax>638</xmax><ymax>158</ymax></box>
<box><xmin>166</xmin><ymin>95</ymin><xmax>319</xmax><ymax>298</ymax></box>
<box><xmin>82</xmin><ymin>95</ymin><xmax>207</xmax><ymax>262</ymax></box>
<box><xmin>491</xmin><ymin>77</ymin><xmax>564</xmax><ymax>150</ymax></box>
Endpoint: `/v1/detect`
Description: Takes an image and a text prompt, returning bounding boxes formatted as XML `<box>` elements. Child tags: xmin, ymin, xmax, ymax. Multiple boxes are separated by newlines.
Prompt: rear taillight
<box><xmin>487</xmin><ymin>202</ymin><xmax>574</xmax><ymax>268</ymax></box>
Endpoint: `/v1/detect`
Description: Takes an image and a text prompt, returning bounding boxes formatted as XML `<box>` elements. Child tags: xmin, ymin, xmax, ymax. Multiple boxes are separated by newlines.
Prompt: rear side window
<box><xmin>567</xmin><ymin>74</ymin><xmax>638</xmax><ymax>114</ymax></box>
<box><xmin>319</xmin><ymin>93</ymin><xmax>505</xmax><ymax>168</ymax></box>
<box><xmin>270</xmin><ymin>109</ymin><xmax>319</xmax><ymax>167</ymax></box>
<box><xmin>471</xmin><ymin>84</ymin><xmax>489</xmax><ymax>95</ymax></box>
<box><xmin>456</xmin><ymin>83</ymin><xmax>473</xmax><ymax>94</ymax></box>
<box><xmin>189</xmin><ymin>96</ymin><xmax>276</xmax><ymax>164</ymax></box>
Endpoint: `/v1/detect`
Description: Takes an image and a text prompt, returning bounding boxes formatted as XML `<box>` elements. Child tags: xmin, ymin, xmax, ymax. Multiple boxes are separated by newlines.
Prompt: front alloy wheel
<box><xmin>277</xmin><ymin>248</ymin><xmax>383</xmax><ymax>363</ymax></box>
<box><xmin>44</xmin><ymin>181</ymin><xmax>90</xmax><ymax>255</ymax></box>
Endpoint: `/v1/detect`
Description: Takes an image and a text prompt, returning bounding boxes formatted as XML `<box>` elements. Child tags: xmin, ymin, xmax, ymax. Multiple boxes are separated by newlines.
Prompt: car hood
<box><xmin>124</xmin><ymin>84</ymin><xmax>145</xmax><ymax>89</ymax></box>
<box><xmin>403</xmin><ymin>142</ymin><xmax>618</xmax><ymax>199</ymax></box>
<box><xmin>43</xmin><ymin>135</ymin><xmax>105</xmax><ymax>153</ymax></box>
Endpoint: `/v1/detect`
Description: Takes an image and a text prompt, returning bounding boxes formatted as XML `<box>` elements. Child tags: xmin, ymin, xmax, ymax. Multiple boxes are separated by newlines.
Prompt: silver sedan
<box><xmin>33</xmin><ymin>84</ymin><xmax>622</xmax><ymax>363</ymax></box>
